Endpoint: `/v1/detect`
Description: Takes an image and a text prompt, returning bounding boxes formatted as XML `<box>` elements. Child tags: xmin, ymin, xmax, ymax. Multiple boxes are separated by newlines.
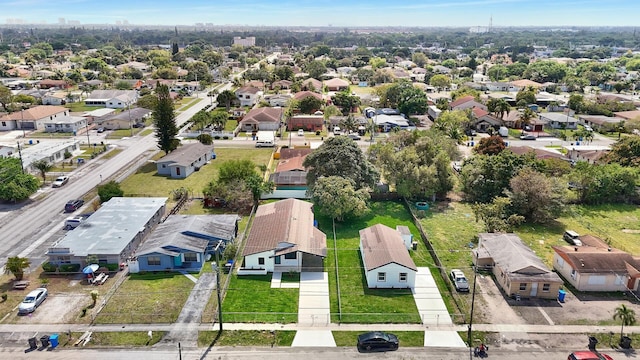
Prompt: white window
<box><xmin>377</xmin><ymin>272</ymin><xmax>386</xmax><ymax>282</ymax></box>
<box><xmin>399</xmin><ymin>273</ymin><xmax>407</xmax><ymax>282</ymax></box>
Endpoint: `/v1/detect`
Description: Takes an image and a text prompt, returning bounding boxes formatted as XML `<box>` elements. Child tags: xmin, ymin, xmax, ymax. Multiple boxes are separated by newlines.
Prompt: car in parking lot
<box><xmin>568</xmin><ymin>351</ymin><xmax>613</xmax><ymax>360</ymax></box>
<box><xmin>450</xmin><ymin>269</ymin><xmax>470</xmax><ymax>292</ymax></box>
<box><xmin>520</xmin><ymin>133</ymin><xmax>536</xmax><ymax>140</ymax></box>
<box><xmin>52</xmin><ymin>175</ymin><xmax>69</xmax><ymax>188</ymax></box>
<box><xmin>18</xmin><ymin>288</ymin><xmax>48</xmax><ymax>314</ymax></box>
<box><xmin>357</xmin><ymin>331</ymin><xmax>399</xmax><ymax>352</ymax></box>
<box><xmin>64</xmin><ymin>199</ymin><xmax>85</xmax><ymax>212</ymax></box>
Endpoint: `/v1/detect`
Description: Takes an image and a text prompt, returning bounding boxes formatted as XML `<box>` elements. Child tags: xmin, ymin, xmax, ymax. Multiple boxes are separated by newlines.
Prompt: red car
<box><xmin>568</xmin><ymin>351</ymin><xmax>613</xmax><ymax>360</ymax></box>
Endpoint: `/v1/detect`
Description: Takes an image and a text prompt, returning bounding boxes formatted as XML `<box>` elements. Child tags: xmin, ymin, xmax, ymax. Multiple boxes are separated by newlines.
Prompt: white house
<box><xmin>85</xmin><ymin>90</ymin><xmax>138</xmax><ymax>108</ymax></box>
<box><xmin>359</xmin><ymin>224</ymin><xmax>417</xmax><ymax>289</ymax></box>
<box><xmin>235</xmin><ymin>86</ymin><xmax>262</xmax><ymax>107</ymax></box>
<box><xmin>156</xmin><ymin>142</ymin><xmax>216</xmax><ymax>179</ymax></box>
<box><xmin>43</xmin><ymin>115</ymin><xmax>87</xmax><ymax>134</ymax></box>
<box><xmin>241</xmin><ymin>199</ymin><xmax>326</xmax><ymax>273</ymax></box>
<box><xmin>0</xmin><ymin>105</ymin><xmax>70</xmax><ymax>131</ymax></box>
<box><xmin>540</xmin><ymin>112</ymin><xmax>578</xmax><ymax>130</ymax></box>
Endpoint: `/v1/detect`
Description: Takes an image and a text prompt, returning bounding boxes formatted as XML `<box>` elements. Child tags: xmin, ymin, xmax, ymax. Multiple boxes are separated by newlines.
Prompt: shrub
<box><xmin>105</xmin><ymin>263</ymin><xmax>119</xmax><ymax>272</ymax></box>
<box><xmin>214</xmin><ymin>135</ymin><xmax>221</xmax><ymax>140</ymax></box>
<box><xmin>1</xmin><ymin>293</ymin><xmax>7</xmax><ymax>302</ymax></box>
<box><xmin>64</xmin><ymin>150</ymin><xmax>72</xmax><ymax>159</ymax></box>
<box><xmin>59</xmin><ymin>264</ymin><xmax>81</xmax><ymax>273</ymax></box>
<box><xmin>42</xmin><ymin>262</ymin><xmax>58</xmax><ymax>272</ymax></box>
<box><xmin>223</xmin><ymin>136</ymin><xmax>229</xmax><ymax>140</ymax></box>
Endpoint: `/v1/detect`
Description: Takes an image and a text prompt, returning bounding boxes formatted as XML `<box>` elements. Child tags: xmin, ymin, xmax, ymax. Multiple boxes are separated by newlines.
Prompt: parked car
<box><xmin>520</xmin><ymin>133</ymin><xmax>536</xmax><ymax>140</ymax></box>
<box><xmin>357</xmin><ymin>331</ymin><xmax>399</xmax><ymax>352</ymax></box>
<box><xmin>568</xmin><ymin>351</ymin><xmax>613</xmax><ymax>360</ymax></box>
<box><xmin>297</xmin><ymin>129</ymin><xmax>304</xmax><ymax>136</ymax></box>
<box><xmin>465</xmin><ymin>129</ymin><xmax>477</xmax><ymax>136</ymax></box>
<box><xmin>563</xmin><ymin>230</ymin><xmax>582</xmax><ymax>246</ymax></box>
<box><xmin>347</xmin><ymin>133</ymin><xmax>361</xmax><ymax>140</ymax></box>
<box><xmin>450</xmin><ymin>269</ymin><xmax>470</xmax><ymax>292</ymax></box>
<box><xmin>65</xmin><ymin>216</ymin><xmax>85</xmax><ymax>230</ymax></box>
<box><xmin>132</xmin><ymin>122</ymin><xmax>145</xmax><ymax>128</ymax></box>
<box><xmin>97</xmin><ymin>127</ymin><xmax>105</xmax><ymax>133</ymax></box>
<box><xmin>333</xmin><ymin>126</ymin><xmax>342</xmax><ymax>135</ymax></box>
<box><xmin>52</xmin><ymin>175</ymin><xmax>69</xmax><ymax>188</ymax></box>
<box><xmin>452</xmin><ymin>162</ymin><xmax>462</xmax><ymax>173</ymax></box>
<box><xmin>64</xmin><ymin>199</ymin><xmax>85</xmax><ymax>213</ymax></box>
<box><xmin>18</xmin><ymin>288</ymin><xmax>48</xmax><ymax>314</ymax></box>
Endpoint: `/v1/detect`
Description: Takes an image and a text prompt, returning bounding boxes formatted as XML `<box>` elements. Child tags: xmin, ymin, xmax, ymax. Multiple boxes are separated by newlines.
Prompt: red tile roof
<box><xmin>240</xmin><ymin>107</ymin><xmax>283</xmax><ymax>124</ymax></box>
<box><xmin>293</xmin><ymin>91</ymin><xmax>323</xmax><ymax>101</ymax></box>
<box><xmin>0</xmin><ymin>105</ymin><xmax>67</xmax><ymax>121</ymax></box>
<box><xmin>449</xmin><ymin>95</ymin><xmax>475</xmax><ymax>108</ymax></box>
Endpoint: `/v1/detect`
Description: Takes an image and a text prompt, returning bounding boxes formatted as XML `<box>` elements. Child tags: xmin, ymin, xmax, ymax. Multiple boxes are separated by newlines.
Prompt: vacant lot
<box><xmin>94</xmin><ymin>272</ymin><xmax>194</xmax><ymax>324</ymax></box>
<box><xmin>198</xmin><ymin>330</ymin><xmax>296</xmax><ymax>347</ymax></box>
<box><xmin>320</xmin><ymin>201</ymin><xmax>427</xmax><ymax>324</ymax></box>
<box><xmin>222</xmin><ymin>274</ymin><xmax>299</xmax><ymax>323</ymax></box>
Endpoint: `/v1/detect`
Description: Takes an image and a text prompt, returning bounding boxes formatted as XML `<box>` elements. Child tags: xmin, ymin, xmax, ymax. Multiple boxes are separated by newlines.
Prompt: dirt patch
<box><xmin>11</xmin><ymin>293</ymin><xmax>88</xmax><ymax>324</ymax></box>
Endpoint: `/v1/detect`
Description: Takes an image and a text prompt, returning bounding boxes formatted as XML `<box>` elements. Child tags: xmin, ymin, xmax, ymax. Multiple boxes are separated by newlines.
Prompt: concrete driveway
<box><xmin>292</xmin><ymin>272</ymin><xmax>335</xmax><ymax>347</ymax></box>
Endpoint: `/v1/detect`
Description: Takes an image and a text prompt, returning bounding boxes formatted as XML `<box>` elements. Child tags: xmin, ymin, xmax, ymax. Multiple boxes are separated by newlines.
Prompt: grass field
<box><xmin>65</xmin><ymin>103</ymin><xmax>103</xmax><ymax>113</ymax></box>
<box><xmin>221</xmin><ymin>274</ymin><xmax>299</xmax><ymax>323</ymax></box>
<box><xmin>94</xmin><ymin>273</ymin><xmax>194</xmax><ymax>324</ymax></box>
<box><xmin>319</xmin><ymin>201</ymin><xmax>426</xmax><ymax>324</ymax></box>
<box><xmin>58</xmin><ymin>331</ymin><xmax>165</xmax><ymax>347</ymax></box>
<box><xmin>198</xmin><ymin>330</ymin><xmax>296</xmax><ymax>347</ymax></box>
<box><xmin>119</xmin><ymin>148</ymin><xmax>273</xmax><ymax>199</ymax></box>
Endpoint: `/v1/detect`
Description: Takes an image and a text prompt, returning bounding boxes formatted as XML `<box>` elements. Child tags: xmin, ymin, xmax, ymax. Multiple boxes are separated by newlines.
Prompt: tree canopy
<box><xmin>0</xmin><ymin>157</ymin><xmax>39</xmax><ymax>202</ymax></box>
<box><xmin>605</xmin><ymin>136</ymin><xmax>640</xmax><ymax>167</ymax></box>
<box><xmin>153</xmin><ymin>84</ymin><xmax>179</xmax><ymax>154</ymax></box>
<box><xmin>303</xmin><ymin>136</ymin><xmax>379</xmax><ymax>190</ymax></box>
<box><xmin>311</xmin><ymin>176</ymin><xmax>370</xmax><ymax>221</ymax></box>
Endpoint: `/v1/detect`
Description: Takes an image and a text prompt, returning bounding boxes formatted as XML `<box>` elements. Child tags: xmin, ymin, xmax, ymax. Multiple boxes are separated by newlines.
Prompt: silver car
<box><xmin>18</xmin><ymin>288</ymin><xmax>48</xmax><ymax>314</ymax></box>
<box><xmin>450</xmin><ymin>269</ymin><xmax>470</xmax><ymax>292</ymax></box>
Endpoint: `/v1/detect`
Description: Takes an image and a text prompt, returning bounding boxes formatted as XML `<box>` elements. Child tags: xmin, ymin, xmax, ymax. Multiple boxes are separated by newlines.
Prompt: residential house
<box><xmin>43</xmin><ymin>114</ymin><xmax>87</xmax><ymax>134</ymax></box>
<box><xmin>241</xmin><ymin>199</ymin><xmax>327</xmax><ymax>273</ymax></box>
<box><xmin>509</xmin><ymin>79</ymin><xmax>542</xmax><ymax>91</ymax></box>
<box><xmin>47</xmin><ymin>197</ymin><xmax>167</xmax><ymax>267</ymax></box>
<box><xmin>14</xmin><ymin>140</ymin><xmax>80</xmax><ymax>171</ymax></box>
<box><xmin>540</xmin><ymin>112</ymin><xmax>578</xmax><ymax>130</ymax></box>
<box><xmin>156</xmin><ymin>142</ymin><xmax>216</xmax><ymax>179</ymax></box>
<box><xmin>324</xmin><ymin>78</ymin><xmax>350</xmax><ymax>92</ymax></box>
<box><xmin>411</xmin><ymin>67</ymin><xmax>427</xmax><ymax>82</ymax></box>
<box><xmin>84</xmin><ymin>90</ymin><xmax>138</xmax><ymax>108</ymax></box>
<box><xmin>116</xmin><ymin>61</ymin><xmax>149</xmax><ymax>72</ymax></box>
<box><xmin>577</xmin><ymin>115</ymin><xmax>621</xmax><ymax>132</ymax></box>
<box><xmin>485</xmin><ymin>82</ymin><xmax>518</xmax><ymax>92</ymax></box>
<box><xmin>374</xmin><ymin>114</ymin><xmax>411</xmax><ymax>132</ymax></box>
<box><xmin>359</xmin><ymin>224</ymin><xmax>418</xmax><ymax>289</ymax></box>
<box><xmin>288</xmin><ymin>115</ymin><xmax>324</xmax><ymax>131</ymax></box>
<box><xmin>95</xmin><ymin>108</ymin><xmax>151</xmax><ymax>130</ymax></box>
<box><xmin>0</xmin><ymin>105</ymin><xmax>69</xmax><ymax>131</ymax></box>
<box><xmin>235</xmin><ymin>86</ymin><xmax>262</xmax><ymax>107</ymax></box>
<box><xmin>449</xmin><ymin>95</ymin><xmax>487</xmax><ymax>112</ymax></box>
<box><xmin>471</xmin><ymin>108</ymin><xmax>501</xmax><ymax>132</ymax></box>
<box><xmin>38</xmin><ymin>79</ymin><xmax>70</xmax><ymax>89</ymax></box>
<box><xmin>553</xmin><ymin>235</ymin><xmax>640</xmax><ymax>292</ymax></box>
<box><xmin>614</xmin><ymin>110</ymin><xmax>640</xmax><ymax>121</ymax></box>
<box><xmin>81</xmin><ymin>108</ymin><xmax>116</xmax><ymax>125</ymax></box>
<box><xmin>301</xmin><ymin>78</ymin><xmax>323</xmax><ymax>92</ymax></box>
<box><xmin>264</xmin><ymin>94</ymin><xmax>292</xmax><ymax>107</ymax></box>
<box><xmin>132</xmin><ymin>214</ymin><xmax>240</xmax><ymax>272</ymax></box>
<box><xmin>432</xmin><ymin>65</ymin><xmax>452</xmax><ymax>74</ymax></box>
<box><xmin>293</xmin><ymin>90</ymin><xmax>323</xmax><ymax>103</ymax></box>
<box><xmin>563</xmin><ymin>145</ymin><xmax>610</xmax><ymax>164</ymax></box>
<box><xmin>42</xmin><ymin>93</ymin><xmax>67</xmax><ymax>106</ymax></box>
<box><xmin>271</xmin><ymin>79</ymin><xmax>292</xmax><ymax>90</ymax></box>
<box><xmin>239</xmin><ymin>107</ymin><xmax>284</xmax><ymax>132</ymax></box>
<box><xmin>473</xmin><ymin>233</ymin><xmax>563</xmax><ymax>299</ymax></box>
<box><xmin>506</xmin><ymin>146</ymin><xmax>567</xmax><ymax>161</ymax></box>
<box><xmin>269</xmin><ymin>148</ymin><xmax>312</xmax><ymax>193</ymax></box>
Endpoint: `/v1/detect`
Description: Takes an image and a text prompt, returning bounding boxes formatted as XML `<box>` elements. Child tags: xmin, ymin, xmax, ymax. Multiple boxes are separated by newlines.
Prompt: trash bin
<box><xmin>620</xmin><ymin>335</ymin><xmax>632</xmax><ymax>349</ymax></box>
<box><xmin>40</xmin><ymin>335</ymin><xmax>50</xmax><ymax>348</ymax></box>
<box><xmin>558</xmin><ymin>289</ymin><xmax>566</xmax><ymax>303</ymax></box>
<box><xmin>588</xmin><ymin>336</ymin><xmax>598</xmax><ymax>351</ymax></box>
<box><xmin>412</xmin><ymin>241</ymin><xmax>418</xmax><ymax>250</ymax></box>
<box><xmin>49</xmin><ymin>333</ymin><xmax>59</xmax><ymax>348</ymax></box>
<box><xmin>28</xmin><ymin>337</ymin><xmax>37</xmax><ymax>349</ymax></box>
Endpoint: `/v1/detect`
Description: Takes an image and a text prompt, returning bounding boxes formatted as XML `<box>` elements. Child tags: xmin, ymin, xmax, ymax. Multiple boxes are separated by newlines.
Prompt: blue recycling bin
<box><xmin>49</xmin><ymin>333</ymin><xmax>59</xmax><ymax>348</ymax></box>
<box><xmin>558</xmin><ymin>289</ymin><xmax>566</xmax><ymax>303</ymax></box>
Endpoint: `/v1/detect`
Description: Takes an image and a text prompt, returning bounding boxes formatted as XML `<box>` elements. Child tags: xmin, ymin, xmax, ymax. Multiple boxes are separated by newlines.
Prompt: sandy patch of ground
<box><xmin>12</xmin><ymin>293</ymin><xmax>88</xmax><ymax>324</ymax></box>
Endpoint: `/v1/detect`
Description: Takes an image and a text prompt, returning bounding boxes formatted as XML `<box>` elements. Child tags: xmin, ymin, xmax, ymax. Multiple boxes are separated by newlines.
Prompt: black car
<box><xmin>132</xmin><ymin>122</ymin><xmax>145</xmax><ymax>128</ymax></box>
<box><xmin>64</xmin><ymin>199</ymin><xmax>85</xmax><ymax>213</ymax></box>
<box><xmin>357</xmin><ymin>331</ymin><xmax>399</xmax><ymax>352</ymax></box>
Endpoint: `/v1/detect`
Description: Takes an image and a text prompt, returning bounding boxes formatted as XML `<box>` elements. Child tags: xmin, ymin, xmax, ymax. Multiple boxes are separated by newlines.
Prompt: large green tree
<box><xmin>216</xmin><ymin>90</ymin><xmax>236</xmax><ymax>112</ymax></box>
<box><xmin>303</xmin><ymin>136</ymin><xmax>379</xmax><ymax>190</ymax></box>
<box><xmin>331</xmin><ymin>91</ymin><xmax>361</xmax><ymax>115</ymax></box>
<box><xmin>213</xmin><ymin>159</ymin><xmax>273</xmax><ymax>203</ymax></box>
<box><xmin>0</xmin><ymin>158</ymin><xmax>39</xmax><ymax>202</ymax></box>
<box><xmin>568</xmin><ymin>162</ymin><xmax>638</xmax><ymax>204</ymax></box>
<box><xmin>507</xmin><ymin>168</ymin><xmax>565</xmax><ymax>223</ymax></box>
<box><xmin>304</xmin><ymin>60</ymin><xmax>327</xmax><ymax>79</ymax></box>
<box><xmin>311</xmin><ymin>176</ymin><xmax>370</xmax><ymax>221</ymax></box>
<box><xmin>153</xmin><ymin>84</ymin><xmax>179</xmax><ymax>154</ymax></box>
<box><xmin>30</xmin><ymin>159</ymin><xmax>53</xmax><ymax>184</ymax></box>
<box><xmin>298</xmin><ymin>96</ymin><xmax>324</xmax><ymax>114</ymax></box>
<box><xmin>98</xmin><ymin>180</ymin><xmax>124</xmax><ymax>203</ymax></box>
<box><xmin>605</xmin><ymin>136</ymin><xmax>640</xmax><ymax>167</ymax></box>
<box><xmin>0</xmin><ymin>85</ymin><xmax>11</xmax><ymax>112</ymax></box>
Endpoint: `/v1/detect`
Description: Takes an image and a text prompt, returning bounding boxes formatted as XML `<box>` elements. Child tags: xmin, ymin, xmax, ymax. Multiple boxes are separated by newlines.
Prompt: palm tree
<box><xmin>518</xmin><ymin>108</ymin><xmax>536</xmax><ymax>130</ymax></box>
<box><xmin>614</xmin><ymin>304</ymin><xmax>636</xmax><ymax>343</ymax></box>
<box><xmin>216</xmin><ymin>90</ymin><xmax>236</xmax><ymax>112</ymax></box>
<box><xmin>31</xmin><ymin>159</ymin><xmax>52</xmax><ymax>184</ymax></box>
<box><xmin>5</xmin><ymin>256</ymin><xmax>31</xmax><ymax>281</ymax></box>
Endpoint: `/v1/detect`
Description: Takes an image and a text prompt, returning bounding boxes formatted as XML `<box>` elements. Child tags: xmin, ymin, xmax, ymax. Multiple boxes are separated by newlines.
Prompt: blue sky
<box><xmin>2</xmin><ymin>0</ymin><xmax>639</xmax><ymax>27</ymax></box>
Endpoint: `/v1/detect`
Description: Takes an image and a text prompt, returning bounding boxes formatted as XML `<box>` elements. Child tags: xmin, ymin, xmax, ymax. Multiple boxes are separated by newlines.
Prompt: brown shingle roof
<box><xmin>236</xmin><ymin>86</ymin><xmax>260</xmax><ymax>95</ymax></box>
<box><xmin>293</xmin><ymin>91</ymin><xmax>323</xmax><ymax>101</ymax></box>
<box><xmin>240</xmin><ymin>107</ymin><xmax>283</xmax><ymax>125</ymax></box>
<box><xmin>276</xmin><ymin>155</ymin><xmax>307</xmax><ymax>172</ymax></box>
<box><xmin>242</xmin><ymin>199</ymin><xmax>326</xmax><ymax>258</ymax></box>
<box><xmin>0</xmin><ymin>105</ymin><xmax>67</xmax><ymax>121</ymax></box>
<box><xmin>506</xmin><ymin>146</ymin><xmax>566</xmax><ymax>160</ymax></box>
<box><xmin>360</xmin><ymin>224</ymin><xmax>417</xmax><ymax>272</ymax></box>
<box><xmin>449</xmin><ymin>95</ymin><xmax>475</xmax><ymax>108</ymax></box>
<box><xmin>553</xmin><ymin>240</ymin><xmax>640</xmax><ymax>274</ymax></box>
<box><xmin>323</xmin><ymin>78</ymin><xmax>350</xmax><ymax>87</ymax></box>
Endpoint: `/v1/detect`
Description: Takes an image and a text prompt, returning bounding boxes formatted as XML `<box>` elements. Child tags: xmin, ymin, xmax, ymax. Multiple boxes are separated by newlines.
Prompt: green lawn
<box><xmin>106</xmin><ymin>128</ymin><xmax>143</xmax><ymax>139</ymax></box>
<box><xmin>222</xmin><ymin>274</ymin><xmax>299</xmax><ymax>323</ymax></box>
<box><xmin>198</xmin><ymin>330</ymin><xmax>296</xmax><ymax>347</ymax></box>
<box><xmin>65</xmin><ymin>103</ymin><xmax>103</xmax><ymax>112</ymax></box>
<box><xmin>349</xmin><ymin>85</ymin><xmax>375</xmax><ymax>95</ymax></box>
<box><xmin>119</xmin><ymin>148</ymin><xmax>273</xmax><ymax>199</ymax></box>
<box><xmin>332</xmin><ymin>331</ymin><xmax>425</xmax><ymax>347</ymax></box>
<box><xmin>58</xmin><ymin>331</ymin><xmax>165</xmax><ymax>347</ymax></box>
<box><xmin>94</xmin><ymin>273</ymin><xmax>194</xmax><ymax>324</ymax></box>
<box><xmin>319</xmin><ymin>201</ymin><xmax>426</xmax><ymax>324</ymax></box>
<box><xmin>178</xmin><ymin>97</ymin><xmax>203</xmax><ymax>112</ymax></box>
<box><xmin>139</xmin><ymin>128</ymin><xmax>154</xmax><ymax>136</ymax></box>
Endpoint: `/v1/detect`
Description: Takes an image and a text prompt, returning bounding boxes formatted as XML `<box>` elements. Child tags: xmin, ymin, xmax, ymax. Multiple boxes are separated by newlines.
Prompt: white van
<box><xmin>65</xmin><ymin>216</ymin><xmax>84</xmax><ymax>230</ymax></box>
<box><xmin>333</xmin><ymin>126</ymin><xmax>342</xmax><ymax>135</ymax></box>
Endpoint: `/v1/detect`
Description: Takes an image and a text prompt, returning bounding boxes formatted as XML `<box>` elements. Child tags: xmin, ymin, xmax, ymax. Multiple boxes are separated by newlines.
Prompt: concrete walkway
<box><xmin>413</xmin><ymin>267</ymin><xmax>467</xmax><ymax>348</ymax></box>
<box><xmin>270</xmin><ymin>271</ymin><xmax>300</xmax><ymax>288</ymax></box>
<box><xmin>292</xmin><ymin>272</ymin><xmax>335</xmax><ymax>347</ymax></box>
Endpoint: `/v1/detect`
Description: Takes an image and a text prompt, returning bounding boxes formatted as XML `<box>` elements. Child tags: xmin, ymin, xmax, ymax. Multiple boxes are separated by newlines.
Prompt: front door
<box><xmin>530</xmin><ymin>282</ymin><xmax>538</xmax><ymax>297</ymax></box>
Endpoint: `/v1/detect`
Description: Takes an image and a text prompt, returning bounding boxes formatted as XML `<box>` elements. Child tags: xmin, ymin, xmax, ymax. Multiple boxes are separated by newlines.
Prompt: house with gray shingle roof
<box><xmin>85</xmin><ymin>89</ymin><xmax>138</xmax><ymax>108</ymax></box>
<box><xmin>359</xmin><ymin>224</ymin><xmax>417</xmax><ymax>288</ymax></box>
<box><xmin>156</xmin><ymin>142</ymin><xmax>216</xmax><ymax>179</ymax></box>
<box><xmin>473</xmin><ymin>233</ymin><xmax>563</xmax><ymax>299</ymax></box>
<box><xmin>133</xmin><ymin>214</ymin><xmax>239</xmax><ymax>272</ymax></box>
<box><xmin>241</xmin><ymin>199</ymin><xmax>327</xmax><ymax>273</ymax></box>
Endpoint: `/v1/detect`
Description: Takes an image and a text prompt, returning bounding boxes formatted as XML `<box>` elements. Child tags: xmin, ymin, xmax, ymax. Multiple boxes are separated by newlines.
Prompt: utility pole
<box><xmin>468</xmin><ymin>252</ymin><xmax>479</xmax><ymax>360</ymax></box>
<box><xmin>212</xmin><ymin>241</ymin><xmax>223</xmax><ymax>331</ymax></box>
<box><xmin>16</xmin><ymin>141</ymin><xmax>24</xmax><ymax>173</ymax></box>
<box><xmin>128</xmin><ymin>102</ymin><xmax>133</xmax><ymax>137</ymax></box>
